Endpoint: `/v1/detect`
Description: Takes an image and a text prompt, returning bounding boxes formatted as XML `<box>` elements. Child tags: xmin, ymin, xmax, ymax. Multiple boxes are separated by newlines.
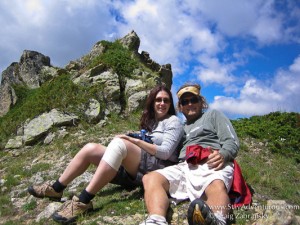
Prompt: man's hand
<box><xmin>207</xmin><ymin>149</ymin><xmax>225</xmax><ymax>170</ymax></box>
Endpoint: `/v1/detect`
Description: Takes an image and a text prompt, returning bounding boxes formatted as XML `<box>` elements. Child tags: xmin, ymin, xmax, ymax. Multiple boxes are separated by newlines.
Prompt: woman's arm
<box><xmin>117</xmin><ymin>134</ymin><xmax>158</xmax><ymax>155</ymax></box>
<box><xmin>118</xmin><ymin>116</ymin><xmax>184</xmax><ymax>160</ymax></box>
<box><xmin>153</xmin><ymin>116</ymin><xmax>184</xmax><ymax>160</ymax></box>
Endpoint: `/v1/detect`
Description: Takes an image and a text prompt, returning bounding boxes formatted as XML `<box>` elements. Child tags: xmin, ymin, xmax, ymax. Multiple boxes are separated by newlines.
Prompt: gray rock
<box><xmin>128</xmin><ymin>91</ymin><xmax>148</xmax><ymax>112</ymax></box>
<box><xmin>43</xmin><ymin>132</ymin><xmax>55</xmax><ymax>144</ymax></box>
<box><xmin>252</xmin><ymin>200</ymin><xmax>297</xmax><ymax>225</ymax></box>
<box><xmin>85</xmin><ymin>99</ymin><xmax>102</xmax><ymax>123</ymax></box>
<box><xmin>18</xmin><ymin>50</ymin><xmax>51</xmax><ymax>89</ymax></box>
<box><xmin>22</xmin><ymin>109</ymin><xmax>78</xmax><ymax>145</ymax></box>
<box><xmin>0</xmin><ymin>83</ymin><xmax>17</xmax><ymax>117</ymax></box>
<box><xmin>5</xmin><ymin>136</ymin><xmax>23</xmax><ymax>149</ymax></box>
<box><xmin>119</xmin><ymin>30</ymin><xmax>140</xmax><ymax>53</ymax></box>
<box><xmin>36</xmin><ymin>202</ymin><xmax>62</xmax><ymax>222</ymax></box>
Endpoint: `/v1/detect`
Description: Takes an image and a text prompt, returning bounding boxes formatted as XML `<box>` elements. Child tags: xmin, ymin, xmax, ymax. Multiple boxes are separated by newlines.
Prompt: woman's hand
<box><xmin>117</xmin><ymin>134</ymin><xmax>157</xmax><ymax>156</ymax></box>
<box><xmin>117</xmin><ymin>134</ymin><xmax>131</xmax><ymax>141</ymax></box>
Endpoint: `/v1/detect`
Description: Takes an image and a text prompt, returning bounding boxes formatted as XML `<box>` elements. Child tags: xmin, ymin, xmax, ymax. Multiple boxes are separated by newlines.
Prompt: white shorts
<box><xmin>156</xmin><ymin>161</ymin><xmax>234</xmax><ymax>202</ymax></box>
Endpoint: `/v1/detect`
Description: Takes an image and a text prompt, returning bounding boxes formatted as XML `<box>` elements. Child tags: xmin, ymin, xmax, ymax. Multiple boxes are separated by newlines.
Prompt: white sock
<box><xmin>214</xmin><ymin>210</ymin><xmax>226</xmax><ymax>224</ymax></box>
<box><xmin>149</xmin><ymin>214</ymin><xmax>167</xmax><ymax>222</ymax></box>
<box><xmin>102</xmin><ymin>138</ymin><xmax>127</xmax><ymax>171</ymax></box>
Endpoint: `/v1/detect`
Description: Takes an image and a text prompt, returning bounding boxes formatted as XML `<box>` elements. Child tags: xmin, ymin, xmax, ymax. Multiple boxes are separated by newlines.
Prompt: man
<box><xmin>140</xmin><ymin>83</ymin><xmax>239</xmax><ymax>225</ymax></box>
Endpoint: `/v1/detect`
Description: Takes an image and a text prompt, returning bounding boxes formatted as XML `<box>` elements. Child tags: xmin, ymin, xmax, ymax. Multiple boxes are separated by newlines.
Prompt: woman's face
<box><xmin>154</xmin><ymin>90</ymin><xmax>171</xmax><ymax>120</ymax></box>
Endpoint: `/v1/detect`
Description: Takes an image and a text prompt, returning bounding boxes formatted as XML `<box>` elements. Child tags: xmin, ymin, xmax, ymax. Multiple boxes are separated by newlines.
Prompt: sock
<box><xmin>52</xmin><ymin>180</ymin><xmax>66</xmax><ymax>193</ymax></box>
<box><xmin>78</xmin><ymin>189</ymin><xmax>95</xmax><ymax>204</ymax></box>
<box><xmin>214</xmin><ymin>211</ymin><xmax>227</xmax><ymax>225</ymax></box>
<box><xmin>149</xmin><ymin>214</ymin><xmax>167</xmax><ymax>222</ymax></box>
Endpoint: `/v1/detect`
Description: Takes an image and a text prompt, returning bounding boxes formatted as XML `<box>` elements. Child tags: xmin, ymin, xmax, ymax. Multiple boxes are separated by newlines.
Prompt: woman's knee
<box><xmin>79</xmin><ymin>143</ymin><xmax>105</xmax><ymax>158</ymax></box>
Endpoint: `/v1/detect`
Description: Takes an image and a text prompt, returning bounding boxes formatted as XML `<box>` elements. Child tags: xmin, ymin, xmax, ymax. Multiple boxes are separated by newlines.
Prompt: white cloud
<box><xmin>111</xmin><ymin>0</ymin><xmax>224</xmax><ymax>79</ymax></box>
<box><xmin>211</xmin><ymin>96</ymin><xmax>273</xmax><ymax>116</ymax></box>
<box><xmin>0</xmin><ymin>0</ymin><xmax>115</xmax><ymax>70</ymax></box>
<box><xmin>210</xmin><ymin>55</ymin><xmax>300</xmax><ymax>117</ymax></box>
<box><xmin>192</xmin><ymin>0</ymin><xmax>300</xmax><ymax>44</ymax></box>
<box><xmin>289</xmin><ymin>56</ymin><xmax>300</xmax><ymax>72</ymax></box>
<box><xmin>195</xmin><ymin>55</ymin><xmax>236</xmax><ymax>85</ymax></box>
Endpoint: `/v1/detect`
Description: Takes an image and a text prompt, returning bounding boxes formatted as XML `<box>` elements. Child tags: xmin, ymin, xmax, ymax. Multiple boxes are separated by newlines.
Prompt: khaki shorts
<box><xmin>156</xmin><ymin>161</ymin><xmax>234</xmax><ymax>201</ymax></box>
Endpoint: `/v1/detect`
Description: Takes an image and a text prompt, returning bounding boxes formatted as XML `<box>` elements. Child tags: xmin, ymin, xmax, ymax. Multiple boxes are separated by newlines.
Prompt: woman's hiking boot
<box><xmin>27</xmin><ymin>181</ymin><xmax>63</xmax><ymax>201</ymax></box>
<box><xmin>187</xmin><ymin>199</ymin><xmax>226</xmax><ymax>225</ymax></box>
<box><xmin>52</xmin><ymin>196</ymin><xmax>93</xmax><ymax>224</ymax></box>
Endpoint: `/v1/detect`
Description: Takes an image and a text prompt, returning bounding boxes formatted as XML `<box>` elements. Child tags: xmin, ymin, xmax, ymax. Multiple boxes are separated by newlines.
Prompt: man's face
<box><xmin>179</xmin><ymin>93</ymin><xmax>202</xmax><ymax>121</ymax></box>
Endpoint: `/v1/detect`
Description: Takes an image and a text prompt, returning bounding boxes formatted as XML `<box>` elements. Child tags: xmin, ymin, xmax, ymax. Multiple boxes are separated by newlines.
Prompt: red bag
<box><xmin>186</xmin><ymin>145</ymin><xmax>212</xmax><ymax>164</ymax></box>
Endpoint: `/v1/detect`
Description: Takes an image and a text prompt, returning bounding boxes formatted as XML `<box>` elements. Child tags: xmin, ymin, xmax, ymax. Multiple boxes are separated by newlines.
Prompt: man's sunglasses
<box><xmin>180</xmin><ymin>97</ymin><xmax>200</xmax><ymax>106</ymax></box>
<box><xmin>155</xmin><ymin>97</ymin><xmax>171</xmax><ymax>104</ymax></box>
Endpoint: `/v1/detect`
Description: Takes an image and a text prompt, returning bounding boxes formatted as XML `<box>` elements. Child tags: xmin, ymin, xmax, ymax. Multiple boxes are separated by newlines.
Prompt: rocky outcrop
<box><xmin>0</xmin><ymin>50</ymin><xmax>61</xmax><ymax>116</ymax></box>
<box><xmin>5</xmin><ymin>109</ymin><xmax>78</xmax><ymax>148</ymax></box>
<box><xmin>119</xmin><ymin>30</ymin><xmax>140</xmax><ymax>53</ymax></box>
<box><xmin>1</xmin><ymin>50</ymin><xmax>52</xmax><ymax>88</ymax></box>
<box><xmin>18</xmin><ymin>50</ymin><xmax>51</xmax><ymax>88</ymax></box>
<box><xmin>0</xmin><ymin>30</ymin><xmax>172</xmax><ymax>118</ymax></box>
<box><xmin>0</xmin><ymin>82</ymin><xmax>17</xmax><ymax>116</ymax></box>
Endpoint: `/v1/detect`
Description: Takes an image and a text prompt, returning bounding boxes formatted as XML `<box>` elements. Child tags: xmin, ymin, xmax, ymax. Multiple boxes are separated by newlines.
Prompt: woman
<box><xmin>27</xmin><ymin>84</ymin><xmax>184</xmax><ymax>224</ymax></box>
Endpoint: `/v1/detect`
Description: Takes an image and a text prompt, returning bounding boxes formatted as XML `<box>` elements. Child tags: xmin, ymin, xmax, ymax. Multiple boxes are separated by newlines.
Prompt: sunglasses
<box><xmin>180</xmin><ymin>97</ymin><xmax>200</xmax><ymax>106</ymax></box>
<box><xmin>155</xmin><ymin>97</ymin><xmax>171</xmax><ymax>104</ymax></box>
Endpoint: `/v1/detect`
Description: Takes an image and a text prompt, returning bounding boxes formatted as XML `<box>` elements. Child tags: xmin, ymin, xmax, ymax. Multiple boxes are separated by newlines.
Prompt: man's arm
<box><xmin>213</xmin><ymin>109</ymin><xmax>239</xmax><ymax>162</ymax></box>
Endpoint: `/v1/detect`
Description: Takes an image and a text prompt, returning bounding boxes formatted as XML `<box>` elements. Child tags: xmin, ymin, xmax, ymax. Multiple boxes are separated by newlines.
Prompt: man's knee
<box><xmin>206</xmin><ymin>179</ymin><xmax>227</xmax><ymax>194</ymax></box>
<box><xmin>142</xmin><ymin>172</ymin><xmax>168</xmax><ymax>190</ymax></box>
<box><xmin>142</xmin><ymin>172</ymin><xmax>158</xmax><ymax>187</ymax></box>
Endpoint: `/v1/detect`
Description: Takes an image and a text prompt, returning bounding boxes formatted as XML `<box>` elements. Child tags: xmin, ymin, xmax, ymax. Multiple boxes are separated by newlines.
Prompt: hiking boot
<box><xmin>187</xmin><ymin>199</ymin><xmax>226</xmax><ymax>225</ymax></box>
<box><xmin>139</xmin><ymin>215</ymin><xmax>168</xmax><ymax>225</ymax></box>
<box><xmin>52</xmin><ymin>196</ymin><xmax>93</xmax><ymax>224</ymax></box>
<box><xmin>28</xmin><ymin>182</ymin><xmax>63</xmax><ymax>201</ymax></box>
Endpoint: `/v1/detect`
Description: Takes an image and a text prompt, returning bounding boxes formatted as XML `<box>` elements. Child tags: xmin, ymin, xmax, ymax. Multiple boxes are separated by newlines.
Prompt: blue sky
<box><xmin>0</xmin><ymin>0</ymin><xmax>299</xmax><ymax>119</ymax></box>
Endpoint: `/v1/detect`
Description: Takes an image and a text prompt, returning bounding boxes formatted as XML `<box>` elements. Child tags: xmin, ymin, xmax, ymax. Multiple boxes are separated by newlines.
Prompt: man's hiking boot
<box><xmin>187</xmin><ymin>199</ymin><xmax>226</xmax><ymax>225</ymax></box>
<box><xmin>139</xmin><ymin>215</ymin><xmax>169</xmax><ymax>225</ymax></box>
<box><xmin>28</xmin><ymin>182</ymin><xmax>63</xmax><ymax>201</ymax></box>
<box><xmin>52</xmin><ymin>196</ymin><xmax>93</xmax><ymax>224</ymax></box>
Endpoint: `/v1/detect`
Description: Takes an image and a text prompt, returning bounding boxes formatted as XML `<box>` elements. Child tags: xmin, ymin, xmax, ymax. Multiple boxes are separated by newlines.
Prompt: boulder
<box><xmin>84</xmin><ymin>98</ymin><xmax>102</xmax><ymax>123</ymax></box>
<box><xmin>22</xmin><ymin>109</ymin><xmax>78</xmax><ymax>145</ymax></box>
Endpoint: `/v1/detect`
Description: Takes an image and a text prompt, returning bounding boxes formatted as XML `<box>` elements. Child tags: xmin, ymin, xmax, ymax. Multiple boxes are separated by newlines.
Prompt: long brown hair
<box><xmin>140</xmin><ymin>84</ymin><xmax>176</xmax><ymax>132</ymax></box>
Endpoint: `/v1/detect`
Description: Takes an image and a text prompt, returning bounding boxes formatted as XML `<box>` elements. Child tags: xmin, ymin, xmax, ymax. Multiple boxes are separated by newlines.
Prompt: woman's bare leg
<box><xmin>85</xmin><ymin>139</ymin><xmax>142</xmax><ymax>194</ymax></box>
<box><xmin>58</xmin><ymin>143</ymin><xmax>106</xmax><ymax>186</ymax></box>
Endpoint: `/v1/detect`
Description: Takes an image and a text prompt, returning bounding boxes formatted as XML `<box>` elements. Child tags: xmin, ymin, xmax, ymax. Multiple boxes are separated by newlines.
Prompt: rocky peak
<box><xmin>119</xmin><ymin>30</ymin><xmax>140</xmax><ymax>53</ymax></box>
<box><xmin>0</xmin><ymin>31</ymin><xmax>173</xmax><ymax>118</ymax></box>
<box><xmin>18</xmin><ymin>50</ymin><xmax>51</xmax><ymax>88</ymax></box>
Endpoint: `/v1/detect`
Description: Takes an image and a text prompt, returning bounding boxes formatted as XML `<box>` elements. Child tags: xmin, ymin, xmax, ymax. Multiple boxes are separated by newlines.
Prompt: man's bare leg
<box><xmin>143</xmin><ymin>171</ymin><xmax>170</xmax><ymax>217</ymax></box>
<box><xmin>204</xmin><ymin>179</ymin><xmax>229</xmax><ymax>221</ymax></box>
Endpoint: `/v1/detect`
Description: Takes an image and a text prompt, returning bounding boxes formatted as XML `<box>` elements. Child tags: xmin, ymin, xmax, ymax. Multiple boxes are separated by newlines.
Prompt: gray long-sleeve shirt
<box><xmin>178</xmin><ymin>109</ymin><xmax>239</xmax><ymax>162</ymax></box>
<box><xmin>150</xmin><ymin>115</ymin><xmax>184</xmax><ymax>162</ymax></box>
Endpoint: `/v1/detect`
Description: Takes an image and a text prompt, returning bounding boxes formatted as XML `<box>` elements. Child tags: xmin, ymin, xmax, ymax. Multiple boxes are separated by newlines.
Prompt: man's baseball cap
<box><xmin>177</xmin><ymin>86</ymin><xmax>200</xmax><ymax>99</ymax></box>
